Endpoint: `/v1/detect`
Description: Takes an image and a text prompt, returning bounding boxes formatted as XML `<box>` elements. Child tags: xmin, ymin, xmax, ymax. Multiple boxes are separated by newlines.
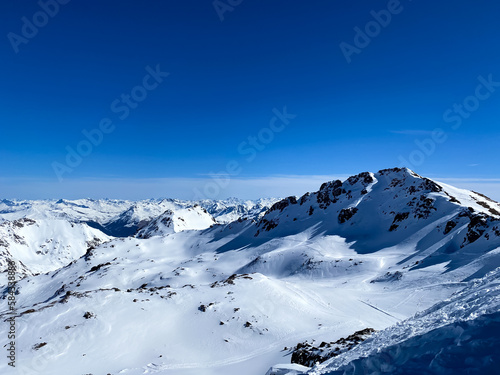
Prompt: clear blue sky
<box><xmin>1</xmin><ymin>0</ymin><xmax>500</xmax><ymax>200</ymax></box>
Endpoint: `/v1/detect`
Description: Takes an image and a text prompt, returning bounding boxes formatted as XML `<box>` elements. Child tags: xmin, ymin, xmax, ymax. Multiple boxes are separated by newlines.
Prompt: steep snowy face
<box><xmin>136</xmin><ymin>205</ymin><xmax>216</xmax><ymax>238</ymax></box>
<box><xmin>257</xmin><ymin>167</ymin><xmax>499</xmax><ymax>238</ymax></box>
<box><xmin>0</xmin><ymin>218</ymin><xmax>109</xmax><ymax>276</ymax></box>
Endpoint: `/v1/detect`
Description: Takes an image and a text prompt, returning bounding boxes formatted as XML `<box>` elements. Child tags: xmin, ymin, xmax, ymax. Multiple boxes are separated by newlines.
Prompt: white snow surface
<box><xmin>307</xmin><ymin>267</ymin><xmax>500</xmax><ymax>375</ymax></box>
<box><xmin>0</xmin><ymin>168</ymin><xmax>499</xmax><ymax>375</ymax></box>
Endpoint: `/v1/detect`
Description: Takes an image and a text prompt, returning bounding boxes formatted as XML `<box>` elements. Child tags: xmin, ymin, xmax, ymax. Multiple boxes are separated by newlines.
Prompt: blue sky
<box><xmin>1</xmin><ymin>0</ymin><xmax>500</xmax><ymax>200</ymax></box>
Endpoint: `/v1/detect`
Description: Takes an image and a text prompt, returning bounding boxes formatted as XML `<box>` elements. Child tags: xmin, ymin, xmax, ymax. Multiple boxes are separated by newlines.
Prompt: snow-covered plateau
<box><xmin>1</xmin><ymin>168</ymin><xmax>499</xmax><ymax>375</ymax></box>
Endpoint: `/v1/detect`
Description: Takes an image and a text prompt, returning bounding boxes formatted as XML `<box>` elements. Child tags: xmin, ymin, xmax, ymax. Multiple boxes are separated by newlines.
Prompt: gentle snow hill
<box><xmin>0</xmin><ymin>168</ymin><xmax>499</xmax><ymax>375</ymax></box>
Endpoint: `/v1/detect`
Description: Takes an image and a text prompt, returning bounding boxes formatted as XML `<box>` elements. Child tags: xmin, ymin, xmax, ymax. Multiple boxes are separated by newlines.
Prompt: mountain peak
<box><xmin>252</xmin><ymin>169</ymin><xmax>500</xmax><ymax>265</ymax></box>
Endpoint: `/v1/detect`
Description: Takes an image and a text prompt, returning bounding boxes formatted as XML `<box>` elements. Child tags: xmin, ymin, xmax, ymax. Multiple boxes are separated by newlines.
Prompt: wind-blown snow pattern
<box><xmin>0</xmin><ymin>168</ymin><xmax>499</xmax><ymax>375</ymax></box>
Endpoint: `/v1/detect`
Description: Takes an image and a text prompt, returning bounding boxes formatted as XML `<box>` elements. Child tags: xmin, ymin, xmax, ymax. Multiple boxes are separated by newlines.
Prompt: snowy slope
<box><xmin>0</xmin><ymin>198</ymin><xmax>273</xmax><ymax>277</ymax></box>
<box><xmin>0</xmin><ymin>168</ymin><xmax>499</xmax><ymax>375</ymax></box>
<box><xmin>0</xmin><ymin>218</ymin><xmax>109</xmax><ymax>276</ymax></box>
<box><xmin>307</xmin><ymin>267</ymin><xmax>500</xmax><ymax>375</ymax></box>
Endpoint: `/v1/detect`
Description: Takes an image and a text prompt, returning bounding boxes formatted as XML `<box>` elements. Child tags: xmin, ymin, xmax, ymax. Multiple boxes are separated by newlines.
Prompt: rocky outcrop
<box><xmin>290</xmin><ymin>328</ymin><xmax>376</xmax><ymax>367</ymax></box>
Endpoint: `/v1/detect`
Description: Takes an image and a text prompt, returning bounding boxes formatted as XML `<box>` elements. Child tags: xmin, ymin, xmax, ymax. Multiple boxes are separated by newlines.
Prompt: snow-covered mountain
<box><xmin>0</xmin><ymin>198</ymin><xmax>130</xmax><ymax>223</ymax></box>
<box><xmin>0</xmin><ymin>168</ymin><xmax>499</xmax><ymax>375</ymax></box>
<box><xmin>0</xmin><ymin>218</ymin><xmax>109</xmax><ymax>277</ymax></box>
<box><xmin>244</xmin><ymin>168</ymin><xmax>500</xmax><ymax>281</ymax></box>
<box><xmin>0</xmin><ymin>197</ymin><xmax>278</xmax><ymax>236</ymax></box>
<box><xmin>136</xmin><ymin>205</ymin><xmax>216</xmax><ymax>238</ymax></box>
<box><xmin>197</xmin><ymin>198</ymin><xmax>280</xmax><ymax>224</ymax></box>
<box><xmin>0</xmin><ymin>198</ymin><xmax>277</xmax><ymax>275</ymax></box>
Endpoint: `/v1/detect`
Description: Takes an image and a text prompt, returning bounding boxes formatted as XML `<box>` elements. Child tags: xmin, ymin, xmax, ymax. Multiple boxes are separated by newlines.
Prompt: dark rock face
<box><xmin>421</xmin><ymin>178</ymin><xmax>443</xmax><ymax>193</ymax></box>
<box><xmin>393</xmin><ymin>212</ymin><xmax>410</xmax><ymax>223</ymax></box>
<box><xmin>347</xmin><ymin>172</ymin><xmax>374</xmax><ymax>186</ymax></box>
<box><xmin>198</xmin><ymin>303</ymin><xmax>214</xmax><ymax>312</ymax></box>
<box><xmin>413</xmin><ymin>196</ymin><xmax>437</xmax><ymax>219</ymax></box>
<box><xmin>452</xmin><ymin>208</ymin><xmax>500</xmax><ymax>247</ymax></box>
<box><xmin>494</xmin><ymin>226</ymin><xmax>500</xmax><ymax>237</ymax></box>
<box><xmin>338</xmin><ymin>208</ymin><xmax>359</xmax><ymax>224</ymax></box>
<box><xmin>389</xmin><ymin>211</ymin><xmax>411</xmax><ymax>231</ymax></box>
<box><xmin>267</xmin><ymin>196</ymin><xmax>298</xmax><ymax>213</ymax></box>
<box><xmin>12</xmin><ymin>218</ymin><xmax>36</xmax><ymax>228</ymax></box>
<box><xmin>89</xmin><ymin>262</ymin><xmax>111</xmax><ymax>273</ymax></box>
<box><xmin>474</xmin><ymin>200</ymin><xmax>500</xmax><ymax>217</ymax></box>
<box><xmin>389</xmin><ymin>177</ymin><xmax>405</xmax><ymax>189</ymax></box>
<box><xmin>389</xmin><ymin>224</ymin><xmax>399</xmax><ymax>232</ymax></box>
<box><xmin>83</xmin><ymin>311</ymin><xmax>96</xmax><ymax>319</ymax></box>
<box><xmin>210</xmin><ymin>273</ymin><xmax>253</xmax><ymax>288</ymax></box>
<box><xmin>378</xmin><ymin>167</ymin><xmax>404</xmax><ymax>176</ymax></box>
<box><xmin>255</xmin><ymin>197</ymin><xmax>299</xmax><ymax>235</ymax></box>
<box><xmin>463</xmin><ymin>213</ymin><xmax>490</xmax><ymax>246</ymax></box>
<box><xmin>290</xmin><ymin>328</ymin><xmax>376</xmax><ymax>367</ymax></box>
<box><xmin>444</xmin><ymin>220</ymin><xmax>457</xmax><ymax>235</ymax></box>
<box><xmin>300</xmin><ymin>193</ymin><xmax>310</xmax><ymax>205</ymax></box>
<box><xmin>260</xmin><ymin>218</ymin><xmax>278</xmax><ymax>232</ymax></box>
<box><xmin>317</xmin><ymin>180</ymin><xmax>343</xmax><ymax>209</ymax></box>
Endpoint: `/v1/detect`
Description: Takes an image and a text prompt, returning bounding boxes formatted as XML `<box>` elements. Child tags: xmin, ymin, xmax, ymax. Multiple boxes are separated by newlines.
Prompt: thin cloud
<box><xmin>0</xmin><ymin>175</ymin><xmax>347</xmax><ymax>201</ymax></box>
<box><xmin>1</xmin><ymin>175</ymin><xmax>498</xmax><ymax>202</ymax></box>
